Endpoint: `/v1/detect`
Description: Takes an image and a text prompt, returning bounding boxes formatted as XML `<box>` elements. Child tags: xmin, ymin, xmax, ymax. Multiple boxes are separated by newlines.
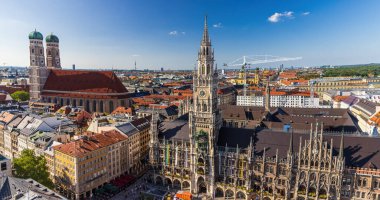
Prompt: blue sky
<box><xmin>1</xmin><ymin>0</ymin><xmax>380</xmax><ymax>70</ymax></box>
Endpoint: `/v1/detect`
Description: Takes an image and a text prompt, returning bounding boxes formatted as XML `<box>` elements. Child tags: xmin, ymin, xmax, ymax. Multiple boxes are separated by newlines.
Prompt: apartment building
<box><xmin>350</xmin><ymin>99</ymin><xmax>380</xmax><ymax>135</ymax></box>
<box><xmin>0</xmin><ymin>112</ymin><xmax>15</xmax><ymax>154</ymax></box>
<box><xmin>53</xmin><ymin>130</ymin><xmax>128</xmax><ymax>199</ymax></box>
<box><xmin>0</xmin><ymin>154</ymin><xmax>11</xmax><ymax>176</ymax></box>
<box><xmin>115</xmin><ymin>116</ymin><xmax>151</xmax><ymax>175</ymax></box>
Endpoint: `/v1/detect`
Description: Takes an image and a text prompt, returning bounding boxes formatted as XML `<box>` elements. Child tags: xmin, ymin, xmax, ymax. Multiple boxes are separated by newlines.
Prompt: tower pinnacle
<box><xmin>339</xmin><ymin>131</ymin><xmax>344</xmax><ymax>158</ymax></box>
<box><xmin>202</xmin><ymin>16</ymin><xmax>210</xmax><ymax>44</ymax></box>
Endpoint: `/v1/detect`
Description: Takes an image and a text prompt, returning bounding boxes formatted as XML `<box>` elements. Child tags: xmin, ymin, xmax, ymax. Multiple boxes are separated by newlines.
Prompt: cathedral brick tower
<box><xmin>45</xmin><ymin>33</ymin><xmax>61</xmax><ymax>69</ymax></box>
<box><xmin>189</xmin><ymin>16</ymin><xmax>222</xmax><ymax>196</ymax></box>
<box><xmin>29</xmin><ymin>30</ymin><xmax>48</xmax><ymax>101</ymax></box>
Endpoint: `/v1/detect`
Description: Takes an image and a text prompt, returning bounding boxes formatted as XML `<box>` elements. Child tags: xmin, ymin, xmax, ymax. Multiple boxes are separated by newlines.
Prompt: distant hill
<box><xmin>335</xmin><ymin>63</ymin><xmax>380</xmax><ymax>68</ymax></box>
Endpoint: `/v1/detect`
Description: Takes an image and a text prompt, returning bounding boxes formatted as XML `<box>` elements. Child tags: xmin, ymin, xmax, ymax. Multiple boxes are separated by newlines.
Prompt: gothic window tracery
<box><xmin>363</xmin><ymin>178</ymin><xmax>367</xmax><ymax>187</ymax></box>
<box><xmin>310</xmin><ymin>173</ymin><xmax>316</xmax><ymax>182</ymax></box>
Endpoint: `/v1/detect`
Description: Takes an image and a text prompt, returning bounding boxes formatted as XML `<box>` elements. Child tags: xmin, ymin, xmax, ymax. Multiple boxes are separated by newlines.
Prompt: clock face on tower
<box><xmin>199</xmin><ymin>90</ymin><xmax>206</xmax><ymax>97</ymax></box>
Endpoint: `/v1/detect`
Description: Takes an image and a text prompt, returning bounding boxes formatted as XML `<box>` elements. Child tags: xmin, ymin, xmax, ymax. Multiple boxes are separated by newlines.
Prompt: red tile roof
<box><xmin>53</xmin><ymin>130</ymin><xmax>127</xmax><ymax>157</ymax></box>
<box><xmin>0</xmin><ymin>85</ymin><xmax>29</xmax><ymax>94</ymax></box>
<box><xmin>111</xmin><ymin>106</ymin><xmax>135</xmax><ymax>115</ymax></box>
<box><xmin>42</xmin><ymin>69</ymin><xmax>128</xmax><ymax>99</ymax></box>
<box><xmin>0</xmin><ymin>112</ymin><xmax>15</xmax><ymax>124</ymax></box>
<box><xmin>370</xmin><ymin>111</ymin><xmax>380</xmax><ymax>126</ymax></box>
<box><xmin>334</xmin><ymin>95</ymin><xmax>350</xmax><ymax>102</ymax></box>
<box><xmin>279</xmin><ymin>72</ymin><xmax>298</xmax><ymax>79</ymax></box>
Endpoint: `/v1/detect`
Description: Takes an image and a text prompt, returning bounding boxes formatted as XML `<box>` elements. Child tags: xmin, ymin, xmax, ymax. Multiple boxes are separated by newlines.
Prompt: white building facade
<box><xmin>237</xmin><ymin>95</ymin><xmax>320</xmax><ymax>108</ymax></box>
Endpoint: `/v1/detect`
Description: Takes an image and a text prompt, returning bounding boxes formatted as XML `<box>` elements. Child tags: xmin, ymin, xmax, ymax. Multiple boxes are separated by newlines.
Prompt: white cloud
<box><xmin>131</xmin><ymin>54</ymin><xmax>140</xmax><ymax>57</ymax></box>
<box><xmin>169</xmin><ymin>30</ymin><xmax>178</xmax><ymax>35</ymax></box>
<box><xmin>302</xmin><ymin>12</ymin><xmax>311</xmax><ymax>16</ymax></box>
<box><xmin>213</xmin><ymin>22</ymin><xmax>223</xmax><ymax>28</ymax></box>
<box><xmin>268</xmin><ymin>11</ymin><xmax>294</xmax><ymax>23</ymax></box>
<box><xmin>169</xmin><ymin>30</ymin><xmax>186</xmax><ymax>36</ymax></box>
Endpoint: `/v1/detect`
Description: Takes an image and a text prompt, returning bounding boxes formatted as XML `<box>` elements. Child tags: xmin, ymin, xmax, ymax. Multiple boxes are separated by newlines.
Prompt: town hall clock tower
<box><xmin>189</xmin><ymin>16</ymin><xmax>222</xmax><ymax>196</ymax></box>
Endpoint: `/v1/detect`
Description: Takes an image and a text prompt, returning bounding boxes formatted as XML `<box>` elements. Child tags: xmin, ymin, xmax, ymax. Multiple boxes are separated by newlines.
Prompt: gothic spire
<box><xmin>339</xmin><ymin>130</ymin><xmax>344</xmax><ymax>158</ymax></box>
<box><xmin>288</xmin><ymin>128</ymin><xmax>294</xmax><ymax>155</ymax></box>
<box><xmin>202</xmin><ymin>15</ymin><xmax>210</xmax><ymax>45</ymax></box>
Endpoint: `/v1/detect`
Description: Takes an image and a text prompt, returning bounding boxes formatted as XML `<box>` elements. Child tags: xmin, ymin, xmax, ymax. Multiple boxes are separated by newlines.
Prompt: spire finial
<box><xmin>288</xmin><ymin>128</ymin><xmax>294</xmax><ymax>155</ymax></box>
<box><xmin>339</xmin><ymin>129</ymin><xmax>344</xmax><ymax>158</ymax></box>
<box><xmin>204</xmin><ymin>15</ymin><xmax>208</xmax><ymax>28</ymax></box>
<box><xmin>202</xmin><ymin>15</ymin><xmax>210</xmax><ymax>44</ymax></box>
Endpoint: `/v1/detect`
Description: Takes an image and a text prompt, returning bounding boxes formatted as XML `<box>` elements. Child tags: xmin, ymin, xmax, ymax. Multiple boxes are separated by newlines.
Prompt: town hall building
<box><xmin>148</xmin><ymin>17</ymin><xmax>380</xmax><ymax>200</ymax></box>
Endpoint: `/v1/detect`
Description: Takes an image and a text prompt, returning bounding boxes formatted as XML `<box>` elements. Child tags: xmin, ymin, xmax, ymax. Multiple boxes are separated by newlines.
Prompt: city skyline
<box><xmin>1</xmin><ymin>0</ymin><xmax>380</xmax><ymax>69</ymax></box>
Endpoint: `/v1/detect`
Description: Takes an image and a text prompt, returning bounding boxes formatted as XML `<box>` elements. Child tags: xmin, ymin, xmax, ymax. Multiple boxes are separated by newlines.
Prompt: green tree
<box><xmin>13</xmin><ymin>149</ymin><xmax>53</xmax><ymax>188</ymax></box>
<box><xmin>10</xmin><ymin>91</ymin><xmax>30</xmax><ymax>101</ymax></box>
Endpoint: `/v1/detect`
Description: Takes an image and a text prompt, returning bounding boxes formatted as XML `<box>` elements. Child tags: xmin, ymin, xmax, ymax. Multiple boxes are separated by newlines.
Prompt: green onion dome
<box><xmin>45</xmin><ymin>33</ymin><xmax>59</xmax><ymax>43</ymax></box>
<box><xmin>29</xmin><ymin>30</ymin><xmax>43</xmax><ymax>40</ymax></box>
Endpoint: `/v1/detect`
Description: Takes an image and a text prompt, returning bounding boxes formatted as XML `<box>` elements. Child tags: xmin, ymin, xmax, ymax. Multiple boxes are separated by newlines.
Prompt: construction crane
<box><xmin>224</xmin><ymin>55</ymin><xmax>302</xmax><ymax>97</ymax></box>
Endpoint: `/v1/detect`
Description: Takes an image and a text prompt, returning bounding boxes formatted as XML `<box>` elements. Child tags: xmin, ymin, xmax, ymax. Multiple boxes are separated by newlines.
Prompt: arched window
<box><xmin>60</xmin><ymin>98</ymin><xmax>63</xmax><ymax>106</ymax></box>
<box><xmin>73</xmin><ymin>99</ymin><xmax>77</xmax><ymax>107</ymax></box>
<box><xmin>86</xmin><ymin>100</ymin><xmax>90</xmax><ymax>111</ymax></box>
<box><xmin>99</xmin><ymin>101</ymin><xmax>104</xmax><ymax>113</ymax></box>
<box><xmin>203</xmin><ymin>104</ymin><xmax>207</xmax><ymax>112</ymax></box>
<box><xmin>206</xmin><ymin>47</ymin><xmax>208</xmax><ymax>55</ymax></box>
<box><xmin>109</xmin><ymin>101</ymin><xmax>114</xmax><ymax>112</ymax></box>
<box><xmin>79</xmin><ymin>99</ymin><xmax>83</xmax><ymax>106</ymax></box>
<box><xmin>310</xmin><ymin>173</ymin><xmax>316</xmax><ymax>181</ymax></box>
<box><xmin>93</xmin><ymin>100</ymin><xmax>97</xmax><ymax>112</ymax></box>
<box><xmin>363</xmin><ymin>179</ymin><xmax>367</xmax><ymax>187</ymax></box>
<box><xmin>66</xmin><ymin>99</ymin><xmax>70</xmax><ymax>105</ymax></box>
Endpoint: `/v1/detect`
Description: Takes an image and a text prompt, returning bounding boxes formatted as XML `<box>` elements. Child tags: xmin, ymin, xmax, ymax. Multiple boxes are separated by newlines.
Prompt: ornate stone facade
<box><xmin>29</xmin><ymin>30</ymin><xmax>48</xmax><ymax>101</ymax></box>
<box><xmin>45</xmin><ymin>33</ymin><xmax>61</xmax><ymax>69</ymax></box>
<box><xmin>148</xmin><ymin>17</ymin><xmax>380</xmax><ymax>200</ymax></box>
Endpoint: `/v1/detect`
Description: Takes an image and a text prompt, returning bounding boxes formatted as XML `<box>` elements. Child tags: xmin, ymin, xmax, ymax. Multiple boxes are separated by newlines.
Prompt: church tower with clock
<box><xmin>189</xmin><ymin>16</ymin><xmax>222</xmax><ymax>196</ymax></box>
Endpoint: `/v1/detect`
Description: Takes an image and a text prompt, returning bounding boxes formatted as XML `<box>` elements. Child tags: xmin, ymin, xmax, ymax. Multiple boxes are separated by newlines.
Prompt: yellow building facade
<box><xmin>53</xmin><ymin>130</ymin><xmax>128</xmax><ymax>199</ymax></box>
